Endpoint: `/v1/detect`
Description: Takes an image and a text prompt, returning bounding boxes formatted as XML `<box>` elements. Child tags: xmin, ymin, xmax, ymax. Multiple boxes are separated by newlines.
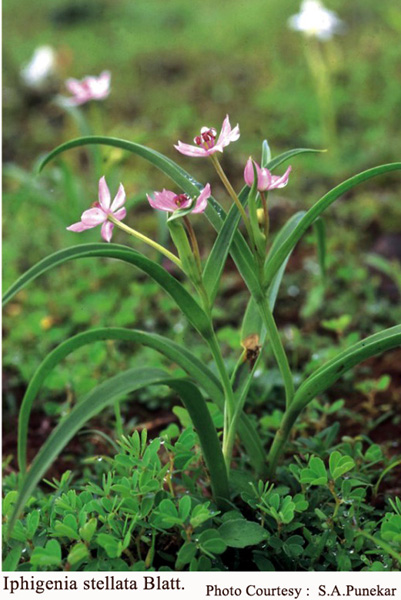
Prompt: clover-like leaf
<box><xmin>300</xmin><ymin>457</ymin><xmax>328</xmax><ymax>486</ymax></box>
<box><xmin>176</xmin><ymin>542</ymin><xmax>197</xmax><ymax>568</ymax></box>
<box><xmin>329</xmin><ymin>451</ymin><xmax>355</xmax><ymax>481</ymax></box>
<box><xmin>67</xmin><ymin>542</ymin><xmax>89</xmax><ymax>566</ymax></box>
<box><xmin>178</xmin><ymin>495</ymin><xmax>192</xmax><ymax>522</ymax></box>
<box><xmin>198</xmin><ymin>529</ymin><xmax>227</xmax><ymax>556</ymax></box>
<box><xmin>219</xmin><ymin>519</ymin><xmax>268</xmax><ymax>548</ymax></box>
<box><xmin>30</xmin><ymin>540</ymin><xmax>62</xmax><ymax>567</ymax></box>
<box><xmin>381</xmin><ymin>515</ymin><xmax>401</xmax><ymax>544</ymax></box>
<box><xmin>79</xmin><ymin>518</ymin><xmax>97</xmax><ymax>543</ymax></box>
<box><xmin>282</xmin><ymin>535</ymin><xmax>304</xmax><ymax>558</ymax></box>
<box><xmin>96</xmin><ymin>533</ymin><xmax>122</xmax><ymax>558</ymax></box>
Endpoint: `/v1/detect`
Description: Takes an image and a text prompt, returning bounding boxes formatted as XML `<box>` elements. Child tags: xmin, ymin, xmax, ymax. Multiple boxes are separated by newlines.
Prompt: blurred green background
<box><xmin>3</xmin><ymin>0</ymin><xmax>401</xmax><ymax>462</ymax></box>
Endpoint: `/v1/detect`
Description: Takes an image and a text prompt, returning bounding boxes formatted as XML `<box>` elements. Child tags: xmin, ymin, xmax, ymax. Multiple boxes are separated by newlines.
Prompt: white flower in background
<box><xmin>288</xmin><ymin>0</ymin><xmax>343</xmax><ymax>41</ymax></box>
<box><xmin>21</xmin><ymin>46</ymin><xmax>56</xmax><ymax>88</ymax></box>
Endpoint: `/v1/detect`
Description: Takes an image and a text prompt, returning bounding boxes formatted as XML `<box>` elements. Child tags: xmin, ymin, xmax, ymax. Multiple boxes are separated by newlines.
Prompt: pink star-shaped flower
<box><xmin>147</xmin><ymin>183</ymin><xmax>211</xmax><ymax>214</ymax></box>
<box><xmin>174</xmin><ymin>115</ymin><xmax>240</xmax><ymax>157</ymax></box>
<box><xmin>67</xmin><ymin>176</ymin><xmax>126</xmax><ymax>242</ymax></box>
<box><xmin>65</xmin><ymin>70</ymin><xmax>111</xmax><ymax>106</ymax></box>
<box><xmin>244</xmin><ymin>158</ymin><xmax>292</xmax><ymax>192</ymax></box>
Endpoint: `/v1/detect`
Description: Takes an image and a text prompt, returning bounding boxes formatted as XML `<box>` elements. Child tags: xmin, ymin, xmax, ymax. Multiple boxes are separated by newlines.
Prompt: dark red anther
<box><xmin>174</xmin><ymin>193</ymin><xmax>189</xmax><ymax>207</ymax></box>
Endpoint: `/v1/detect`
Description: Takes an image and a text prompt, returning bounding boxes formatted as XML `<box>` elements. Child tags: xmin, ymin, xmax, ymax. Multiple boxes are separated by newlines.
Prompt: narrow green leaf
<box><xmin>2</xmin><ymin>544</ymin><xmax>23</xmax><ymax>571</ymax></box>
<box><xmin>313</xmin><ymin>217</ymin><xmax>326</xmax><ymax>280</ymax></box>
<box><xmin>235</xmin><ymin>212</ymin><xmax>307</xmax><ymax>410</ymax></box>
<box><xmin>261</xmin><ymin>140</ymin><xmax>272</xmax><ymax>167</ymax></box>
<box><xmin>294</xmin><ymin>325</ymin><xmax>401</xmax><ymax>411</ymax></box>
<box><xmin>203</xmin><ymin>186</ymin><xmax>254</xmax><ymax>303</ymax></box>
<box><xmin>241</xmin><ymin>211</ymin><xmax>306</xmax><ymax>342</ymax></box>
<box><xmin>264</xmin><ymin>163</ymin><xmax>401</xmax><ymax>287</ymax></box>
<box><xmin>9</xmin><ymin>368</ymin><xmax>229</xmax><ymax>534</ymax></box>
<box><xmin>2</xmin><ymin>243</ymin><xmax>211</xmax><ymax>338</ymax></box>
<box><xmin>16</xmin><ymin>327</ymin><xmax>263</xmax><ymax>476</ymax></box>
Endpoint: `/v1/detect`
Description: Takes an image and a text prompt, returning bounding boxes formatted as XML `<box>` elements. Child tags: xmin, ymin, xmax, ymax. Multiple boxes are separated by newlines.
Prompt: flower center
<box><xmin>174</xmin><ymin>194</ymin><xmax>189</xmax><ymax>208</ymax></box>
<box><xmin>194</xmin><ymin>127</ymin><xmax>217</xmax><ymax>150</ymax></box>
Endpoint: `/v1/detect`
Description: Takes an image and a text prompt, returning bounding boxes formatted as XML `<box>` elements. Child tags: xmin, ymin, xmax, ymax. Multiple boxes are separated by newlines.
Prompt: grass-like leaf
<box><xmin>17</xmin><ymin>327</ymin><xmax>265</xmax><ymax>476</ymax></box>
<box><xmin>241</xmin><ymin>211</ymin><xmax>306</xmax><ymax>343</ymax></box>
<box><xmin>293</xmin><ymin>324</ymin><xmax>401</xmax><ymax>411</ymax></box>
<box><xmin>8</xmin><ymin>368</ymin><xmax>230</xmax><ymax>535</ymax></box>
<box><xmin>2</xmin><ymin>243</ymin><xmax>211</xmax><ymax>338</ymax></box>
<box><xmin>313</xmin><ymin>217</ymin><xmax>326</xmax><ymax>281</ymax></box>
<box><xmin>267</xmin><ymin>324</ymin><xmax>401</xmax><ymax>476</ymax></box>
<box><xmin>203</xmin><ymin>186</ymin><xmax>254</xmax><ymax>303</ymax></box>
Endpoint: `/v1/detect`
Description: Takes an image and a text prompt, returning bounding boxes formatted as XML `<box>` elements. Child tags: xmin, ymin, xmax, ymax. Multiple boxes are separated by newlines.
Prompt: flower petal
<box><xmin>65</xmin><ymin>78</ymin><xmax>83</xmax><ymax>95</ymax></box>
<box><xmin>101</xmin><ymin>220</ymin><xmax>114</xmax><ymax>242</ymax></box>
<box><xmin>216</xmin><ymin>115</ymin><xmax>240</xmax><ymax>149</ymax></box>
<box><xmin>258</xmin><ymin>168</ymin><xmax>272</xmax><ymax>191</ymax></box>
<box><xmin>192</xmin><ymin>183</ymin><xmax>211</xmax><ymax>214</ymax></box>
<box><xmin>219</xmin><ymin>115</ymin><xmax>232</xmax><ymax>140</ymax></box>
<box><xmin>147</xmin><ymin>189</ymin><xmax>178</xmax><ymax>212</ymax></box>
<box><xmin>81</xmin><ymin>207</ymin><xmax>107</xmax><ymax>226</ymax></box>
<box><xmin>66</xmin><ymin>221</ymin><xmax>92</xmax><ymax>232</ymax></box>
<box><xmin>110</xmin><ymin>183</ymin><xmax>126</xmax><ymax>212</ymax></box>
<box><xmin>244</xmin><ymin>158</ymin><xmax>265</xmax><ymax>189</ymax></box>
<box><xmin>269</xmin><ymin>166</ymin><xmax>292</xmax><ymax>189</ymax></box>
<box><xmin>244</xmin><ymin>158</ymin><xmax>256</xmax><ymax>187</ymax></box>
<box><xmin>113</xmin><ymin>207</ymin><xmax>126</xmax><ymax>221</ymax></box>
<box><xmin>174</xmin><ymin>142</ymin><xmax>208</xmax><ymax>157</ymax></box>
<box><xmin>98</xmin><ymin>176</ymin><xmax>111</xmax><ymax>210</ymax></box>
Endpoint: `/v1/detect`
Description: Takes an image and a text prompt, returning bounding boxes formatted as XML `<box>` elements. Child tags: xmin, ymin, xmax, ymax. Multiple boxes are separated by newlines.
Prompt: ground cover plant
<box><xmin>3</xmin><ymin>0</ymin><xmax>401</xmax><ymax>573</ymax></box>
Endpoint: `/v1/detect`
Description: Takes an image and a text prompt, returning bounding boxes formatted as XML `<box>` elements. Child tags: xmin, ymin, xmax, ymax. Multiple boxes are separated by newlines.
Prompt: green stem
<box><xmin>183</xmin><ymin>216</ymin><xmax>203</xmax><ymax>281</ymax></box>
<box><xmin>356</xmin><ymin>531</ymin><xmax>401</xmax><ymax>566</ymax></box>
<box><xmin>255</xmin><ymin>294</ymin><xmax>294</xmax><ymax>408</ymax></box>
<box><xmin>266</xmin><ymin>407</ymin><xmax>299</xmax><ymax>478</ymax></box>
<box><xmin>260</xmin><ymin>192</ymin><xmax>270</xmax><ymax>241</ymax></box>
<box><xmin>109</xmin><ymin>216</ymin><xmax>183</xmax><ymax>269</ymax></box>
<box><xmin>210</xmin><ymin>155</ymin><xmax>253</xmax><ymax>241</ymax></box>
<box><xmin>205</xmin><ymin>328</ymin><xmax>236</xmax><ymax>472</ymax></box>
<box><xmin>304</xmin><ymin>38</ymin><xmax>337</xmax><ymax>155</ymax></box>
<box><xmin>329</xmin><ymin>481</ymin><xmax>341</xmax><ymax>520</ymax></box>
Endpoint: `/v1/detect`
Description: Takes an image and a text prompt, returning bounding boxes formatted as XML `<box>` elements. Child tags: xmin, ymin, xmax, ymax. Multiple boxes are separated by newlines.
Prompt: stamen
<box><xmin>195</xmin><ymin>127</ymin><xmax>216</xmax><ymax>149</ymax></box>
<box><xmin>174</xmin><ymin>193</ymin><xmax>189</xmax><ymax>207</ymax></box>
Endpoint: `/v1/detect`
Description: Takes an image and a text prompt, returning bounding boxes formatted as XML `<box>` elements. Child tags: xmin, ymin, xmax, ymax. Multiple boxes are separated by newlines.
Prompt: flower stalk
<box><xmin>183</xmin><ymin>216</ymin><xmax>203</xmax><ymax>279</ymax></box>
<box><xmin>109</xmin><ymin>216</ymin><xmax>183</xmax><ymax>269</ymax></box>
<box><xmin>210</xmin><ymin>154</ymin><xmax>254</xmax><ymax>245</ymax></box>
<box><xmin>260</xmin><ymin>192</ymin><xmax>270</xmax><ymax>241</ymax></box>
